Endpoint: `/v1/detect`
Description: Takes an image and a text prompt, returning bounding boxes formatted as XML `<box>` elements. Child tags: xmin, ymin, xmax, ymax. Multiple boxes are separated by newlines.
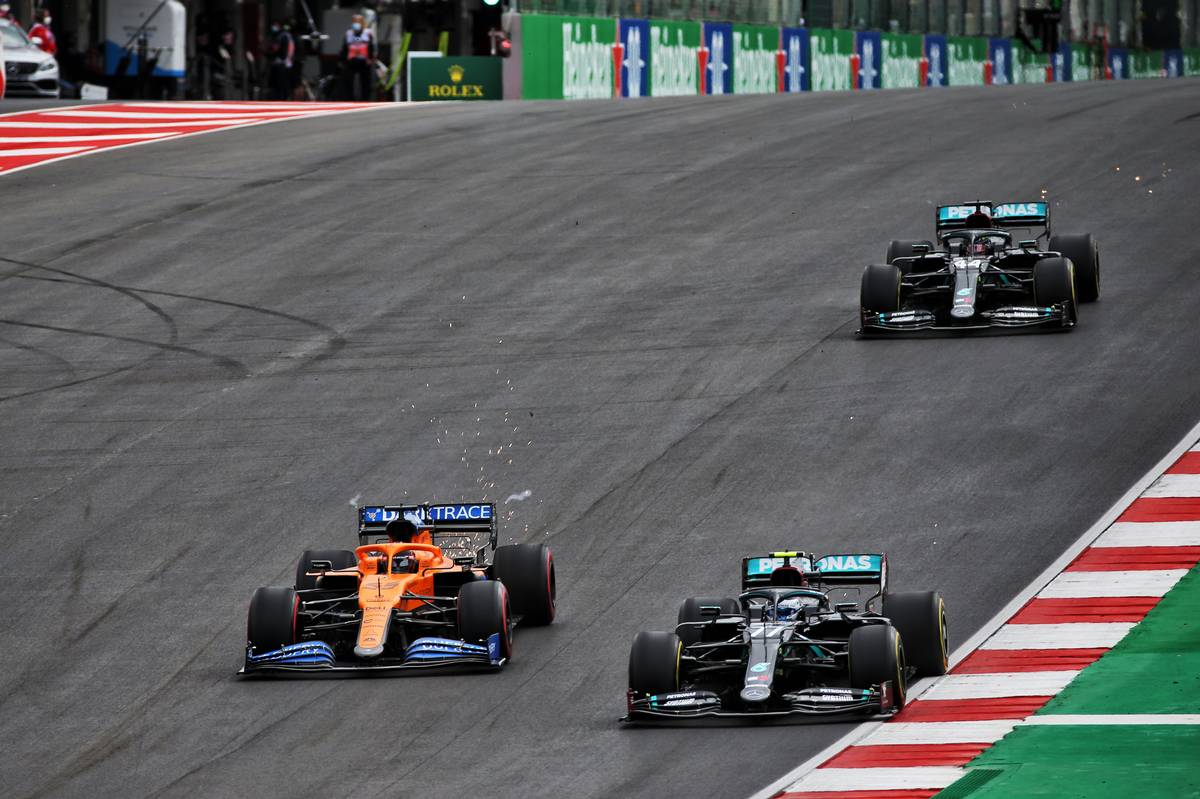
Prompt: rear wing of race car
<box><xmin>936</xmin><ymin>201</ymin><xmax>1051</xmax><ymax>237</ymax></box>
<box><xmin>742</xmin><ymin>551</ymin><xmax>887</xmax><ymax>604</ymax></box>
<box><xmin>358</xmin><ymin>502</ymin><xmax>497</xmax><ymax>563</ymax></box>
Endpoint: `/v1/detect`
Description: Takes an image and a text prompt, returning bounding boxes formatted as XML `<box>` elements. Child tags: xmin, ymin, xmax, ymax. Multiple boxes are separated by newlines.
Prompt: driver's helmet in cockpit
<box><xmin>771</xmin><ymin>593</ymin><xmax>822</xmax><ymax>622</ymax></box>
<box><xmin>971</xmin><ymin>237</ymin><xmax>996</xmax><ymax>257</ymax></box>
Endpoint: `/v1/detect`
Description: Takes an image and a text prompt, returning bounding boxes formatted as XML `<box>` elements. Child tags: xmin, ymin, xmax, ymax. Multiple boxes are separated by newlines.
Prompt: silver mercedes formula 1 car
<box><xmin>860</xmin><ymin>201</ymin><xmax>1100</xmax><ymax>333</ymax></box>
<box><xmin>622</xmin><ymin>551</ymin><xmax>948</xmax><ymax>722</ymax></box>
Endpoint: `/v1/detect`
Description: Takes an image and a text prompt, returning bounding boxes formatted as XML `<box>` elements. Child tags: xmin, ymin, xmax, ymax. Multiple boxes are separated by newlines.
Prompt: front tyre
<box><xmin>492</xmin><ymin>543</ymin><xmax>556</xmax><ymax>625</ymax></box>
<box><xmin>1050</xmin><ymin>233</ymin><xmax>1100</xmax><ymax>302</ymax></box>
<box><xmin>884</xmin><ymin>591</ymin><xmax>949</xmax><ymax>677</ymax></box>
<box><xmin>848</xmin><ymin>624</ymin><xmax>907</xmax><ymax>708</ymax></box>
<box><xmin>861</xmin><ymin>264</ymin><xmax>902</xmax><ymax>329</ymax></box>
<box><xmin>458</xmin><ymin>579</ymin><xmax>512</xmax><ymax>659</ymax></box>
<box><xmin>1033</xmin><ymin>256</ymin><xmax>1077</xmax><ymax>325</ymax></box>
<box><xmin>628</xmin><ymin>631</ymin><xmax>681</xmax><ymax>697</ymax></box>
<box><xmin>247</xmin><ymin>586</ymin><xmax>299</xmax><ymax>654</ymax></box>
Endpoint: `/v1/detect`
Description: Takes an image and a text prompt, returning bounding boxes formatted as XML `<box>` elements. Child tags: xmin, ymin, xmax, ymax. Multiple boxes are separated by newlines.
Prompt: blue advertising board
<box><xmin>989</xmin><ymin>38</ymin><xmax>1013</xmax><ymax>84</ymax></box>
<box><xmin>1054</xmin><ymin>42</ymin><xmax>1071</xmax><ymax>81</ymax></box>
<box><xmin>780</xmin><ymin>27</ymin><xmax>810</xmax><ymax>92</ymax></box>
<box><xmin>855</xmin><ymin>31</ymin><xmax>882</xmax><ymax>89</ymax></box>
<box><xmin>924</xmin><ymin>34</ymin><xmax>948</xmax><ymax>86</ymax></box>
<box><xmin>618</xmin><ymin>19</ymin><xmax>650</xmax><ymax>98</ymax></box>
<box><xmin>1107</xmin><ymin>47</ymin><xmax>1129</xmax><ymax>79</ymax></box>
<box><xmin>1164</xmin><ymin>49</ymin><xmax>1183</xmax><ymax>77</ymax></box>
<box><xmin>703</xmin><ymin>22</ymin><xmax>733</xmax><ymax>94</ymax></box>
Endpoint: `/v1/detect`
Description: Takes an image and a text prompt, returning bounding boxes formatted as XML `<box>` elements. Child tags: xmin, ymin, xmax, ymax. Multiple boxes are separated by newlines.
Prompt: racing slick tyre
<box><xmin>884</xmin><ymin>591</ymin><xmax>949</xmax><ymax>678</ymax></box>
<box><xmin>294</xmin><ymin>549</ymin><xmax>357</xmax><ymax>590</ymax></box>
<box><xmin>458</xmin><ymin>579</ymin><xmax>512</xmax><ymax>659</ymax></box>
<box><xmin>886</xmin><ymin>239</ymin><xmax>935</xmax><ymax>271</ymax></box>
<box><xmin>1033</xmin><ymin>257</ymin><xmax>1078</xmax><ymax>325</ymax></box>
<box><xmin>492</xmin><ymin>543</ymin><xmax>556</xmax><ymax>625</ymax></box>
<box><xmin>628</xmin><ymin>631</ymin><xmax>682</xmax><ymax>697</ymax></box>
<box><xmin>1050</xmin><ymin>233</ymin><xmax>1100</xmax><ymax>303</ymax></box>
<box><xmin>848</xmin><ymin>624</ymin><xmax>907</xmax><ymax>708</ymax></box>
<box><xmin>676</xmin><ymin>596</ymin><xmax>740</xmax><ymax>645</ymax></box>
<box><xmin>247</xmin><ymin>586</ymin><xmax>300</xmax><ymax>654</ymax></box>
<box><xmin>861</xmin><ymin>264</ymin><xmax>902</xmax><ymax>328</ymax></box>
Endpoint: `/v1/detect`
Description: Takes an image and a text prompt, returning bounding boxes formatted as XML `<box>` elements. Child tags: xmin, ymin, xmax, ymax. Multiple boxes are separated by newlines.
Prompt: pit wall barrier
<box><xmin>513</xmin><ymin>13</ymin><xmax>1200</xmax><ymax>99</ymax></box>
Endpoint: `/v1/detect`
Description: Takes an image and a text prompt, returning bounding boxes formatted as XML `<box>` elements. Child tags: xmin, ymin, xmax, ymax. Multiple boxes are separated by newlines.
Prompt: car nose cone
<box><xmin>740</xmin><ymin>685</ymin><xmax>772</xmax><ymax>703</ymax></box>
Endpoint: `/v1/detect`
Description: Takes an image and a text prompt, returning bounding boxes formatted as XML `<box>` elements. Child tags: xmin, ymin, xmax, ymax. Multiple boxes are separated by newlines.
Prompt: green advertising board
<box><xmin>733</xmin><ymin>24</ymin><xmax>778</xmax><ymax>94</ymax></box>
<box><xmin>948</xmin><ymin>36</ymin><xmax>987</xmax><ymax>85</ymax></box>
<box><xmin>1071</xmin><ymin>43</ymin><xmax>1096</xmax><ymax>81</ymax></box>
<box><xmin>1012</xmin><ymin>44</ymin><xmax>1046</xmax><ymax>84</ymax></box>
<box><xmin>810</xmin><ymin>29</ymin><xmax>854</xmax><ymax>91</ymax></box>
<box><xmin>649</xmin><ymin>20</ymin><xmax>700</xmax><ymax>96</ymax></box>
<box><xmin>522</xmin><ymin>14</ymin><xmax>616</xmax><ymax>100</ymax></box>
<box><xmin>881</xmin><ymin>33</ymin><xmax>922</xmax><ymax>88</ymax></box>
<box><xmin>1186</xmin><ymin>49</ymin><xmax>1200</xmax><ymax>76</ymax></box>
<box><xmin>409</xmin><ymin>56</ymin><xmax>502</xmax><ymax>100</ymax></box>
<box><xmin>1129</xmin><ymin>50</ymin><xmax>1159</xmax><ymax>79</ymax></box>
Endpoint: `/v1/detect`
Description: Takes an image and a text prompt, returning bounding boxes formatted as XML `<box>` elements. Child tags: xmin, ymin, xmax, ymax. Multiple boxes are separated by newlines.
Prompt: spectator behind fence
<box><xmin>341</xmin><ymin>14</ymin><xmax>375</xmax><ymax>101</ymax></box>
<box><xmin>267</xmin><ymin>20</ymin><xmax>295</xmax><ymax>100</ymax></box>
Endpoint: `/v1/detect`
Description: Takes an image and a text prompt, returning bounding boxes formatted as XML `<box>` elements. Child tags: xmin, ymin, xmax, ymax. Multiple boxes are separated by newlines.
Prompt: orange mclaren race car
<box><xmin>239</xmin><ymin>502</ymin><xmax>555</xmax><ymax>674</ymax></box>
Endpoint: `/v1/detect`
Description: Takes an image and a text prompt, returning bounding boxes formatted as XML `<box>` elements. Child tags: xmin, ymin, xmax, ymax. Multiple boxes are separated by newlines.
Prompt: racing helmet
<box><xmin>771</xmin><ymin>594</ymin><xmax>819</xmax><ymax>622</ymax></box>
<box><xmin>971</xmin><ymin>237</ymin><xmax>996</xmax><ymax>257</ymax></box>
<box><xmin>391</xmin><ymin>552</ymin><xmax>418</xmax><ymax>574</ymax></box>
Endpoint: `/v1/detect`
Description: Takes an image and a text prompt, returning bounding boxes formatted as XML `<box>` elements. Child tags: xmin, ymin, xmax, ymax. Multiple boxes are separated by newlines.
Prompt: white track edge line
<box><xmin>744</xmin><ymin>417</ymin><xmax>1200</xmax><ymax>799</ymax></box>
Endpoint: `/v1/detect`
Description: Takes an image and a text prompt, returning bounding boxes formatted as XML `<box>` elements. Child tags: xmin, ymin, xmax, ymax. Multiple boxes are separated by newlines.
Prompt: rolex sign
<box><xmin>410</xmin><ymin>57</ymin><xmax>503</xmax><ymax>101</ymax></box>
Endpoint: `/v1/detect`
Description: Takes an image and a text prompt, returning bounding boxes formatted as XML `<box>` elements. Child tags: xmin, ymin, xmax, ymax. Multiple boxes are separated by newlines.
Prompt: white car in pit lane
<box><xmin>1</xmin><ymin>19</ymin><xmax>59</xmax><ymax>99</ymax></box>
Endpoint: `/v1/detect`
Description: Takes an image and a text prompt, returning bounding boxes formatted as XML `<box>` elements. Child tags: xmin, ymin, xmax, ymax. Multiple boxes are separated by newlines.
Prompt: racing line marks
<box><xmin>767</xmin><ymin>437</ymin><xmax>1200</xmax><ymax>799</ymax></box>
<box><xmin>0</xmin><ymin>101</ymin><xmax>391</xmax><ymax>176</ymax></box>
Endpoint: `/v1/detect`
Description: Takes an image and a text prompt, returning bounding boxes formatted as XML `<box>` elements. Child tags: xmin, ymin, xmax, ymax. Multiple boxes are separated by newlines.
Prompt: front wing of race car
<box><xmin>239</xmin><ymin>635</ymin><xmax>505</xmax><ymax>676</ymax></box>
<box><xmin>862</xmin><ymin>302</ymin><xmax>1073</xmax><ymax>333</ymax></box>
<box><xmin>622</xmin><ymin>683</ymin><xmax>897</xmax><ymax>723</ymax></box>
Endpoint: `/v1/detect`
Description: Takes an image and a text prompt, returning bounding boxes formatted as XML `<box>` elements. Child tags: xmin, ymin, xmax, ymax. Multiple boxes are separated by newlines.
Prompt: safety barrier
<box><xmin>515</xmin><ymin>14</ymin><xmax>1200</xmax><ymax>99</ymax></box>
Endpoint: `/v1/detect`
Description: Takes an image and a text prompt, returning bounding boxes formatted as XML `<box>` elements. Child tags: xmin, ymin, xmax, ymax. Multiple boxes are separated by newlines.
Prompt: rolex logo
<box><xmin>448</xmin><ymin>64</ymin><xmax>464</xmax><ymax>83</ymax></box>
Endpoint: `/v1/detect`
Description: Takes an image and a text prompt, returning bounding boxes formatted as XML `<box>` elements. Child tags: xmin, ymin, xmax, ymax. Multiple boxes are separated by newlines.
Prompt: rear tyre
<box><xmin>1050</xmin><ymin>233</ymin><xmax>1100</xmax><ymax>302</ymax></box>
<box><xmin>848</xmin><ymin>623</ymin><xmax>907</xmax><ymax>708</ymax></box>
<box><xmin>861</xmin><ymin>264</ymin><xmax>902</xmax><ymax>327</ymax></box>
<box><xmin>886</xmin><ymin>239</ymin><xmax>935</xmax><ymax>271</ymax></box>
<box><xmin>676</xmin><ymin>596</ymin><xmax>740</xmax><ymax>645</ymax></box>
<box><xmin>247</xmin><ymin>586</ymin><xmax>299</xmax><ymax>654</ymax></box>
<box><xmin>1033</xmin><ymin>256</ymin><xmax>1077</xmax><ymax>324</ymax></box>
<box><xmin>458</xmin><ymin>579</ymin><xmax>512</xmax><ymax>659</ymax></box>
<box><xmin>628</xmin><ymin>631</ymin><xmax>681</xmax><ymax>697</ymax></box>
<box><xmin>884</xmin><ymin>591</ymin><xmax>948</xmax><ymax>677</ymax></box>
<box><xmin>294</xmin><ymin>549</ymin><xmax>357</xmax><ymax>590</ymax></box>
<box><xmin>492</xmin><ymin>543</ymin><xmax>556</xmax><ymax>625</ymax></box>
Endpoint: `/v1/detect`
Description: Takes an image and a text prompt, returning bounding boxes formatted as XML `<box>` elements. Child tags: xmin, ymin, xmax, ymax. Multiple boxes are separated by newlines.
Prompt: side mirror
<box><xmin>1019</xmin><ymin>239</ymin><xmax>1037</xmax><ymax>249</ymax></box>
<box><xmin>834</xmin><ymin>602</ymin><xmax>858</xmax><ymax>613</ymax></box>
<box><xmin>911</xmin><ymin>243</ymin><xmax>930</xmax><ymax>254</ymax></box>
<box><xmin>698</xmin><ymin>605</ymin><xmax>723</xmax><ymax>619</ymax></box>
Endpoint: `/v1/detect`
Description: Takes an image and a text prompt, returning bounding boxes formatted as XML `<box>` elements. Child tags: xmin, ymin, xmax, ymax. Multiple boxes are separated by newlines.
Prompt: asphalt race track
<box><xmin>2</xmin><ymin>81</ymin><xmax>1199</xmax><ymax>799</ymax></box>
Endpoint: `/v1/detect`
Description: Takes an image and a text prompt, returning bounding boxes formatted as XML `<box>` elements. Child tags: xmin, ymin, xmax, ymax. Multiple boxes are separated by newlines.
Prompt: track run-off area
<box><xmin>1</xmin><ymin>80</ymin><xmax>1199</xmax><ymax>799</ymax></box>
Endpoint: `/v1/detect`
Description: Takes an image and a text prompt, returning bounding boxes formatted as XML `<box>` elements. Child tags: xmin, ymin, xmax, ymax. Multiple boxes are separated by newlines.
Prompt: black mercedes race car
<box><xmin>622</xmin><ymin>552</ymin><xmax>947</xmax><ymax>722</ymax></box>
<box><xmin>859</xmin><ymin>201</ymin><xmax>1100</xmax><ymax>333</ymax></box>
